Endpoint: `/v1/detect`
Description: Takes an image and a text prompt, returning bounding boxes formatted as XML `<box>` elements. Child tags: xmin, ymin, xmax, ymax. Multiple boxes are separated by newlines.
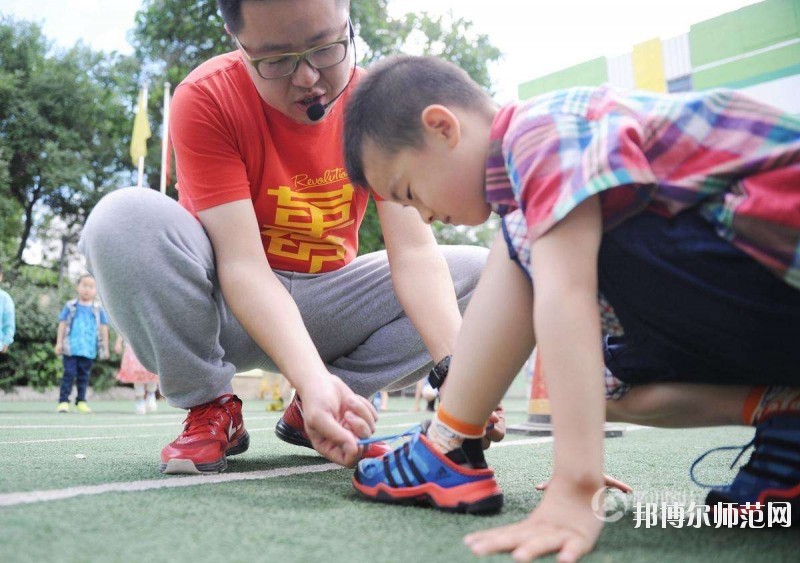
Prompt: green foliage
<box><xmin>0</xmin><ymin>17</ymin><xmax>136</xmax><ymax>263</ymax></box>
<box><xmin>0</xmin><ymin>276</ymin><xmax>117</xmax><ymax>393</ymax></box>
<box><xmin>357</xmin><ymin>198</ymin><xmax>384</xmax><ymax>255</ymax></box>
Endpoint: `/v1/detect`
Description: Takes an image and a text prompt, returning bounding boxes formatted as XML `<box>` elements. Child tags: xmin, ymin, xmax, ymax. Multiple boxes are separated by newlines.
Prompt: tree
<box><xmin>0</xmin><ymin>17</ymin><xmax>137</xmax><ymax>264</ymax></box>
<box><xmin>130</xmin><ymin>0</ymin><xmax>503</xmax><ymax>251</ymax></box>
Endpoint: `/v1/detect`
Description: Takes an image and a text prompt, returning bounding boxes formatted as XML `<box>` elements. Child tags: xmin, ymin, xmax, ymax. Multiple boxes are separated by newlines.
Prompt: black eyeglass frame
<box><xmin>232</xmin><ymin>21</ymin><xmax>354</xmax><ymax>80</ymax></box>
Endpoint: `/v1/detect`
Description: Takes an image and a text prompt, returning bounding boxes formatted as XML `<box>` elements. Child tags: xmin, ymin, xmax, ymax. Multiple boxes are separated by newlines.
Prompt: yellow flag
<box><xmin>130</xmin><ymin>88</ymin><xmax>152</xmax><ymax>166</ymax></box>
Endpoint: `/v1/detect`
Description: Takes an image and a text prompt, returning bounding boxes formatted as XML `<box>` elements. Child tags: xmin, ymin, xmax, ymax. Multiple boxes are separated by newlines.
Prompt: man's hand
<box><xmin>301</xmin><ymin>375</ymin><xmax>378</xmax><ymax>467</ymax></box>
<box><xmin>482</xmin><ymin>404</ymin><xmax>506</xmax><ymax>449</ymax></box>
<box><xmin>464</xmin><ymin>477</ymin><xmax>605</xmax><ymax>562</ymax></box>
<box><xmin>54</xmin><ymin>343</ymin><xmax>63</xmax><ymax>356</ymax></box>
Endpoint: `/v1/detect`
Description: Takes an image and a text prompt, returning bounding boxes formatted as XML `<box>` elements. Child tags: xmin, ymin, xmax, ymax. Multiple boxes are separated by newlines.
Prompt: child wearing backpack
<box><xmin>55</xmin><ymin>274</ymin><xmax>110</xmax><ymax>413</ymax></box>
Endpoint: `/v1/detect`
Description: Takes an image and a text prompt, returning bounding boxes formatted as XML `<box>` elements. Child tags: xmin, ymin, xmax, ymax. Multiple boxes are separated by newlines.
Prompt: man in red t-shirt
<box><xmin>81</xmin><ymin>0</ymin><xmax>495</xmax><ymax>474</ymax></box>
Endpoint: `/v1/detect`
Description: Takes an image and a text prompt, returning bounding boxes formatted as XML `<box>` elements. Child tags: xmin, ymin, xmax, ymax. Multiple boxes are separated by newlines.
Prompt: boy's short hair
<box><xmin>344</xmin><ymin>55</ymin><xmax>495</xmax><ymax>188</ymax></box>
<box><xmin>76</xmin><ymin>274</ymin><xmax>94</xmax><ymax>285</ymax></box>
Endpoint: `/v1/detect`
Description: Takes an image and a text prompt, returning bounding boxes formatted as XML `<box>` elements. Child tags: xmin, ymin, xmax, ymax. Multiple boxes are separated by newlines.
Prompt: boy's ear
<box><xmin>224</xmin><ymin>24</ymin><xmax>231</xmax><ymax>36</ymax></box>
<box><xmin>420</xmin><ymin>105</ymin><xmax>460</xmax><ymax>148</ymax></box>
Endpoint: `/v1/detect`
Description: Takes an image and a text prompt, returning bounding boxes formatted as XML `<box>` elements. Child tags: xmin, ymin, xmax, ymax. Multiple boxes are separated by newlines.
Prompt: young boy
<box><xmin>343</xmin><ymin>55</ymin><xmax>800</xmax><ymax>561</ymax></box>
<box><xmin>0</xmin><ymin>264</ymin><xmax>14</xmax><ymax>356</ymax></box>
<box><xmin>55</xmin><ymin>274</ymin><xmax>110</xmax><ymax>413</ymax></box>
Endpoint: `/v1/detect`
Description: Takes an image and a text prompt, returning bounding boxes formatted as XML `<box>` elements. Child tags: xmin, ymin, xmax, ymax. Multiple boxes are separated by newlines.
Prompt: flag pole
<box><xmin>137</xmin><ymin>155</ymin><xmax>145</xmax><ymax>188</ymax></box>
<box><xmin>134</xmin><ymin>85</ymin><xmax>149</xmax><ymax>188</ymax></box>
<box><xmin>159</xmin><ymin>82</ymin><xmax>171</xmax><ymax>194</ymax></box>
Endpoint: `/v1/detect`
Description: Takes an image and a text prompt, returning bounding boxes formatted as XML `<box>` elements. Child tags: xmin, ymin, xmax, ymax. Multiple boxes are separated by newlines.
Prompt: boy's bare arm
<box><xmin>531</xmin><ymin>196</ymin><xmax>605</xmax><ymax>490</ymax></box>
<box><xmin>469</xmin><ymin>196</ymin><xmax>608</xmax><ymax>562</ymax></box>
<box><xmin>55</xmin><ymin>321</ymin><xmax>66</xmax><ymax>355</ymax></box>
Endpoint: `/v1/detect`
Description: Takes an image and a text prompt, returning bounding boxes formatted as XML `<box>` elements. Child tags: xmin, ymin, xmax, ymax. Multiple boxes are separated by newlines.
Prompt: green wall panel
<box><xmin>518</xmin><ymin>57</ymin><xmax>608</xmax><ymax>100</ymax></box>
<box><xmin>690</xmin><ymin>0</ymin><xmax>800</xmax><ymax>66</ymax></box>
<box><xmin>692</xmin><ymin>41</ymin><xmax>800</xmax><ymax>88</ymax></box>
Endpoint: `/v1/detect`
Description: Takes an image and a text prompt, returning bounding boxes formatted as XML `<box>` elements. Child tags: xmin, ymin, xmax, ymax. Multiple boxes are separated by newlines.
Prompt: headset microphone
<box><xmin>306</xmin><ymin>19</ymin><xmax>357</xmax><ymax>122</ymax></box>
<box><xmin>306</xmin><ymin>102</ymin><xmax>326</xmax><ymax>121</ymax></box>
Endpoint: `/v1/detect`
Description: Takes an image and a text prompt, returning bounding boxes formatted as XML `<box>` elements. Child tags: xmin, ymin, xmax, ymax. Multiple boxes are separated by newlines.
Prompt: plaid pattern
<box><xmin>486</xmin><ymin>86</ymin><xmax>800</xmax><ymax>290</ymax></box>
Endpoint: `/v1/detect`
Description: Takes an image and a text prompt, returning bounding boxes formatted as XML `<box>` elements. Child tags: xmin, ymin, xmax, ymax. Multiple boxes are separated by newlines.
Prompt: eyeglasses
<box><xmin>233</xmin><ymin>33</ymin><xmax>350</xmax><ymax>80</ymax></box>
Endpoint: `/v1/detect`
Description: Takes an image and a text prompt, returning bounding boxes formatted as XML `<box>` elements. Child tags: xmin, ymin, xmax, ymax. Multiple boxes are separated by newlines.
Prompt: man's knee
<box><xmin>441</xmin><ymin>245</ymin><xmax>489</xmax><ymax>302</ymax></box>
<box><xmin>83</xmin><ymin>188</ymin><xmax>171</xmax><ymax>246</ymax></box>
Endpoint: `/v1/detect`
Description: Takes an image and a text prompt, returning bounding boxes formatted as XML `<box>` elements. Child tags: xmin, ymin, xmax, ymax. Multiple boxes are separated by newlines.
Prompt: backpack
<box><xmin>63</xmin><ymin>299</ymin><xmax>103</xmax><ymax>357</ymax></box>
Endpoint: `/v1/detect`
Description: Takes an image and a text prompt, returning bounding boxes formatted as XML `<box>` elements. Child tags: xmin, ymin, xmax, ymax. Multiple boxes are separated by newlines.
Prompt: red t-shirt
<box><xmin>170</xmin><ymin>51</ymin><xmax>369</xmax><ymax>274</ymax></box>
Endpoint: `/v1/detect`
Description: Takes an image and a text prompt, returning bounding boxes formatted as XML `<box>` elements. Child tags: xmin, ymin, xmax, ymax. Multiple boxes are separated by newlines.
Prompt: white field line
<box><xmin>0</xmin><ymin>426</ymin><xmax>655</xmax><ymax>507</ymax></box>
<box><xmin>0</xmin><ymin>421</ymin><xmax>415</xmax><ymax>445</ymax></box>
<box><xmin>0</xmin><ymin>415</ymin><xmax>276</xmax><ymax>430</ymax></box>
<box><xmin>0</xmin><ymin>463</ymin><xmax>341</xmax><ymax>507</ymax></box>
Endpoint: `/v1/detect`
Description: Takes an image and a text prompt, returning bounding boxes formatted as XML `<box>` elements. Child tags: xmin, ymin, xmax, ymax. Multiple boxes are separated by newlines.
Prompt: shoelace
<box><xmin>357</xmin><ymin>424</ymin><xmax>423</xmax><ymax>446</ymax></box>
<box><xmin>182</xmin><ymin>403</ymin><xmax>230</xmax><ymax>437</ymax></box>
<box><xmin>690</xmin><ymin>437</ymin><xmax>756</xmax><ymax>489</ymax></box>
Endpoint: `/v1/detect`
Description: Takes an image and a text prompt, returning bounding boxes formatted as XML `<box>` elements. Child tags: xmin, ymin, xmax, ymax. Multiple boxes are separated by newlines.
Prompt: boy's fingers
<box><xmin>604</xmin><ymin>476</ymin><xmax>633</xmax><ymax>493</ymax></box>
<box><xmin>557</xmin><ymin>538</ymin><xmax>589</xmax><ymax>563</ymax></box>
<box><xmin>511</xmin><ymin>536</ymin><xmax>563</xmax><ymax>563</ymax></box>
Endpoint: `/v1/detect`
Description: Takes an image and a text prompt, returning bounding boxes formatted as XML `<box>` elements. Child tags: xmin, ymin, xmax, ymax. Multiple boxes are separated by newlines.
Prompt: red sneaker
<box><xmin>275</xmin><ymin>395</ymin><xmax>390</xmax><ymax>458</ymax></box>
<box><xmin>160</xmin><ymin>394</ymin><xmax>249</xmax><ymax>474</ymax></box>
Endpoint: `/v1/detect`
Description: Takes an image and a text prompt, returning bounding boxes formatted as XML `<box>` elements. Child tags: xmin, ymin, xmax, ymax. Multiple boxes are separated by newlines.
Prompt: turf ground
<box><xmin>0</xmin><ymin>396</ymin><xmax>797</xmax><ymax>563</ymax></box>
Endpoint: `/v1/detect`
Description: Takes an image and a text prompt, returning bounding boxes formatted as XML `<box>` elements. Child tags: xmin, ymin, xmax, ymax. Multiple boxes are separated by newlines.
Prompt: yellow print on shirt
<box><xmin>262</xmin><ymin>183</ymin><xmax>355</xmax><ymax>273</ymax></box>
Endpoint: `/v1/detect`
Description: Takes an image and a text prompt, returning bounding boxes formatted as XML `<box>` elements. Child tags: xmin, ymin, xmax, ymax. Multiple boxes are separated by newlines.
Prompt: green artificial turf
<box><xmin>0</xmin><ymin>398</ymin><xmax>797</xmax><ymax>563</ymax></box>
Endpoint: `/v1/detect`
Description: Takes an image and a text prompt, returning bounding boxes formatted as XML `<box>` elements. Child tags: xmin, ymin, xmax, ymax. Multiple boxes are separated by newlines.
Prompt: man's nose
<box><xmin>291</xmin><ymin>59</ymin><xmax>320</xmax><ymax>89</ymax></box>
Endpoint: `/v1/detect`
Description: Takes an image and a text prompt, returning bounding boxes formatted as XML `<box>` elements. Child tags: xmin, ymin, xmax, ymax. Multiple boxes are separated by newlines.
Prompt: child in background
<box><xmin>55</xmin><ymin>275</ymin><xmax>109</xmax><ymax>413</ymax></box>
<box><xmin>115</xmin><ymin>336</ymin><xmax>159</xmax><ymax>415</ymax></box>
<box><xmin>0</xmin><ymin>263</ymin><xmax>15</xmax><ymax>356</ymax></box>
<box><xmin>344</xmin><ymin>55</ymin><xmax>800</xmax><ymax>561</ymax></box>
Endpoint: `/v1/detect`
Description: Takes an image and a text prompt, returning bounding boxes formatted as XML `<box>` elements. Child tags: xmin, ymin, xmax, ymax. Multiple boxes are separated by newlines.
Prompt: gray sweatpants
<box><xmin>80</xmin><ymin>188</ymin><xmax>487</xmax><ymax>408</ymax></box>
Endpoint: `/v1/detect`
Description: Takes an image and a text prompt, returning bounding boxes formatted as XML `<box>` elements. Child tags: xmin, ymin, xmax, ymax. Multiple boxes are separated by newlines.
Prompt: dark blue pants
<box><xmin>59</xmin><ymin>355</ymin><xmax>94</xmax><ymax>403</ymax></box>
<box><xmin>598</xmin><ymin>210</ymin><xmax>800</xmax><ymax>387</ymax></box>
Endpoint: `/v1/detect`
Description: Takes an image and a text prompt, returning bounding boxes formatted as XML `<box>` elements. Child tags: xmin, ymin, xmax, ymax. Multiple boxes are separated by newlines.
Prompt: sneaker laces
<box><xmin>357</xmin><ymin>424</ymin><xmax>423</xmax><ymax>447</ymax></box>
<box><xmin>182</xmin><ymin>402</ymin><xmax>230</xmax><ymax>438</ymax></box>
<box><xmin>690</xmin><ymin>437</ymin><xmax>756</xmax><ymax>489</ymax></box>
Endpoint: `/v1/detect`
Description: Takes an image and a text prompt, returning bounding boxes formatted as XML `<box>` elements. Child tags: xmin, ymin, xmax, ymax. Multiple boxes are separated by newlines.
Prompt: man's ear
<box><xmin>420</xmin><ymin>105</ymin><xmax>461</xmax><ymax>148</ymax></box>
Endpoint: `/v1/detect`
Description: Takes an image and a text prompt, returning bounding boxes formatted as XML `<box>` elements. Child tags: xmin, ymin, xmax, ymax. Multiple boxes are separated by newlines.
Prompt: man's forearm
<box><xmin>389</xmin><ymin>248</ymin><xmax>461</xmax><ymax>362</ymax></box>
<box><xmin>217</xmin><ymin>259</ymin><xmax>329</xmax><ymax>394</ymax></box>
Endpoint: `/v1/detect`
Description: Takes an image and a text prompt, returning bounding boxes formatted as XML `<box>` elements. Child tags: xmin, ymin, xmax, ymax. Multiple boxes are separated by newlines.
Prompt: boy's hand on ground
<box><xmin>301</xmin><ymin>375</ymin><xmax>378</xmax><ymax>467</ymax></box>
<box><xmin>464</xmin><ymin>478</ymin><xmax>604</xmax><ymax>563</ymax></box>
<box><xmin>535</xmin><ymin>474</ymin><xmax>632</xmax><ymax>493</ymax></box>
<box><xmin>482</xmin><ymin>404</ymin><xmax>506</xmax><ymax>448</ymax></box>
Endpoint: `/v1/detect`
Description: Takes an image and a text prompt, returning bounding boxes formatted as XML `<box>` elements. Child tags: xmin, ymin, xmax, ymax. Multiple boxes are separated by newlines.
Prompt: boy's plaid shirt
<box><xmin>484</xmin><ymin>86</ymin><xmax>800</xmax><ymax>289</ymax></box>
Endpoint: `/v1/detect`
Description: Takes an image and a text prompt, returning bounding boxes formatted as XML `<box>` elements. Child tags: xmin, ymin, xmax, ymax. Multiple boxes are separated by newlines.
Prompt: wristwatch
<box><xmin>427</xmin><ymin>355</ymin><xmax>451</xmax><ymax>389</ymax></box>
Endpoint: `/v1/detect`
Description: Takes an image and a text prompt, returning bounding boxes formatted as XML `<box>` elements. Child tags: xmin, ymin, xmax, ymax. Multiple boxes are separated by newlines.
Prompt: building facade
<box><xmin>518</xmin><ymin>0</ymin><xmax>800</xmax><ymax>113</ymax></box>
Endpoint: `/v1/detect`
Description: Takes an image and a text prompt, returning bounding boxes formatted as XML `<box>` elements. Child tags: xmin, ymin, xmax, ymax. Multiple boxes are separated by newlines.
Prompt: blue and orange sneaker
<box><xmin>353</xmin><ymin>424</ymin><xmax>503</xmax><ymax>514</ymax></box>
<box><xmin>275</xmin><ymin>395</ymin><xmax>391</xmax><ymax>458</ymax></box>
<box><xmin>692</xmin><ymin>413</ymin><xmax>800</xmax><ymax>515</ymax></box>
